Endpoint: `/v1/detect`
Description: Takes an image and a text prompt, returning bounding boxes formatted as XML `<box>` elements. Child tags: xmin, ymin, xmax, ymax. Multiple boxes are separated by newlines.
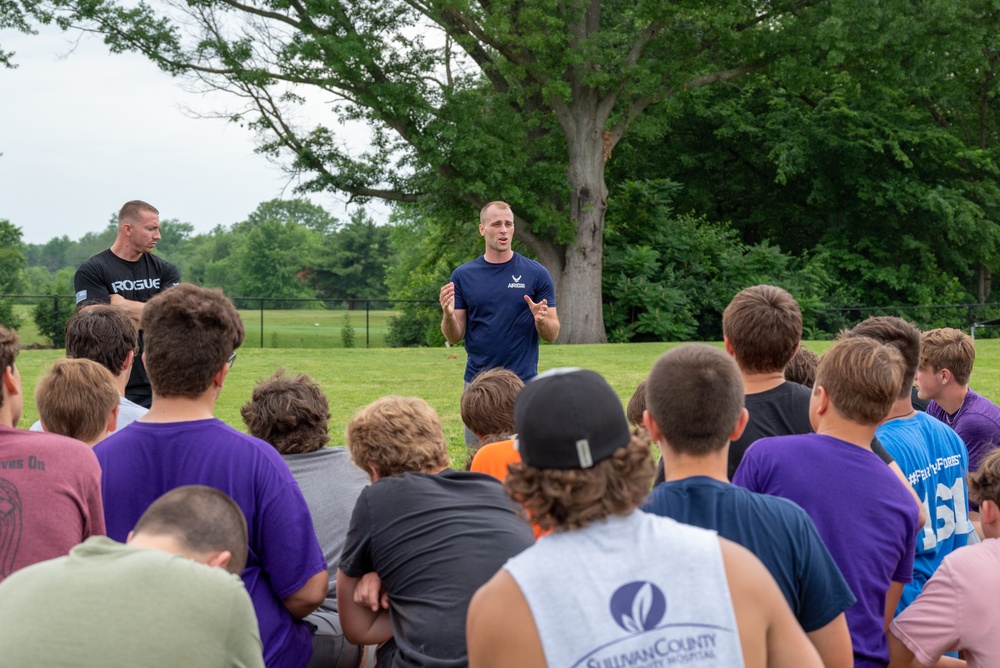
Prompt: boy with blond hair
<box><xmin>337</xmin><ymin>396</ymin><xmax>533</xmax><ymax>667</ymax></box>
<box><xmin>735</xmin><ymin>337</ymin><xmax>920</xmax><ymax>667</ymax></box>
<box><xmin>35</xmin><ymin>358</ymin><xmax>120</xmax><ymax>446</ymax></box>
<box><xmin>916</xmin><ymin>327</ymin><xmax>1000</xmax><ymax>472</ymax></box>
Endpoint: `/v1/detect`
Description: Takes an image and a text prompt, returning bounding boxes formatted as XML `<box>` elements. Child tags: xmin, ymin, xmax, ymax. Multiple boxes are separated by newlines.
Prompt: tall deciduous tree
<box><xmin>0</xmin><ymin>219</ymin><xmax>26</xmax><ymax>328</ymax></box>
<box><xmin>54</xmin><ymin>0</ymin><xmax>834</xmax><ymax>342</ymax></box>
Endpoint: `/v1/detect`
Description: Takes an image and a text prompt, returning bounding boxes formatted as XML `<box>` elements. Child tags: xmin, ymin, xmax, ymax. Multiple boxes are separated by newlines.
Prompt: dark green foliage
<box><xmin>602</xmin><ymin>180</ymin><xmax>837</xmax><ymax>342</ymax></box>
<box><xmin>0</xmin><ymin>220</ymin><xmax>25</xmax><ymax>330</ymax></box>
<box><xmin>31</xmin><ymin>268</ymin><xmax>75</xmax><ymax>347</ymax></box>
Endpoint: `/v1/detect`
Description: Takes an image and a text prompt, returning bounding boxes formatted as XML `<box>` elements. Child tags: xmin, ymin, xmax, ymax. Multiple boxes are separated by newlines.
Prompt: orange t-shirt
<box><xmin>471</xmin><ymin>440</ymin><xmax>547</xmax><ymax>539</ymax></box>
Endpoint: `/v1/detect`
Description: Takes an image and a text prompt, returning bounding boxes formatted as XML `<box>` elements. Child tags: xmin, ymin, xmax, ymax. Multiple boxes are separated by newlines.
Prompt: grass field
<box><xmin>15</xmin><ymin>339</ymin><xmax>1000</xmax><ymax>466</ymax></box>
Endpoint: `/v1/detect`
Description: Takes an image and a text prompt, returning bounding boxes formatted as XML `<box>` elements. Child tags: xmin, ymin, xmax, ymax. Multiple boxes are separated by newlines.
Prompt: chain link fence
<box><xmin>7</xmin><ymin>293</ymin><xmax>1000</xmax><ymax>348</ymax></box>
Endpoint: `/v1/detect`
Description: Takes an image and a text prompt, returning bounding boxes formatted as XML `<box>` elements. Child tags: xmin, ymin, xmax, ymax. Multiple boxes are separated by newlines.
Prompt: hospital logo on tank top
<box><xmin>571</xmin><ymin>580</ymin><xmax>740</xmax><ymax>668</ymax></box>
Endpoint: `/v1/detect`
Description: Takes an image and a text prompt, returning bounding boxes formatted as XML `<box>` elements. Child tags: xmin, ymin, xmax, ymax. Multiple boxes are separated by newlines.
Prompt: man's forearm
<box><xmin>442</xmin><ymin>313</ymin><xmax>465</xmax><ymax>344</ymax></box>
<box><xmin>536</xmin><ymin>315</ymin><xmax>560</xmax><ymax>343</ymax></box>
<box><xmin>109</xmin><ymin>294</ymin><xmax>145</xmax><ymax>325</ymax></box>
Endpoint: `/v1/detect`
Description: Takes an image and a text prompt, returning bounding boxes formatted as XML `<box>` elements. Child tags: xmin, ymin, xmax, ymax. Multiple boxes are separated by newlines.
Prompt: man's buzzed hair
<box><xmin>845</xmin><ymin>316</ymin><xmax>921</xmax><ymax>399</ymax></box>
<box><xmin>646</xmin><ymin>345</ymin><xmax>745</xmax><ymax>456</ymax></box>
<box><xmin>141</xmin><ymin>284</ymin><xmax>245</xmax><ymax>398</ymax></box>
<box><xmin>722</xmin><ymin>285</ymin><xmax>802</xmax><ymax>373</ymax></box>
<box><xmin>35</xmin><ymin>358</ymin><xmax>118</xmax><ymax>443</ymax></box>
<box><xmin>65</xmin><ymin>304</ymin><xmax>138</xmax><ymax>375</ymax></box>
<box><xmin>479</xmin><ymin>201</ymin><xmax>512</xmax><ymax>224</ymax></box>
<box><xmin>118</xmin><ymin>200</ymin><xmax>158</xmax><ymax>226</ymax></box>
<box><xmin>132</xmin><ymin>485</ymin><xmax>249</xmax><ymax>574</ymax></box>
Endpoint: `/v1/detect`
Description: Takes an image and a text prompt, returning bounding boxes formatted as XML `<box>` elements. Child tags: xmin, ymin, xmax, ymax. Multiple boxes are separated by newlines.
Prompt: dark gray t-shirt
<box><xmin>340</xmin><ymin>469</ymin><xmax>534</xmax><ymax>668</ymax></box>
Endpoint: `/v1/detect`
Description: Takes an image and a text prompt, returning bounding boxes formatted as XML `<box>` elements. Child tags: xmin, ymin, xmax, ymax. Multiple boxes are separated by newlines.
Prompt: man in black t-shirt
<box><xmin>337</xmin><ymin>396</ymin><xmax>534</xmax><ymax>667</ymax></box>
<box><xmin>74</xmin><ymin>200</ymin><xmax>180</xmax><ymax>408</ymax></box>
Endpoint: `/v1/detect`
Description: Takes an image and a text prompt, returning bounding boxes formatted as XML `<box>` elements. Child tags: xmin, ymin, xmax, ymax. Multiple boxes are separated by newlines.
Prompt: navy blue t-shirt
<box><xmin>451</xmin><ymin>252</ymin><xmax>556</xmax><ymax>382</ymax></box>
<box><xmin>642</xmin><ymin>476</ymin><xmax>856</xmax><ymax>633</ymax></box>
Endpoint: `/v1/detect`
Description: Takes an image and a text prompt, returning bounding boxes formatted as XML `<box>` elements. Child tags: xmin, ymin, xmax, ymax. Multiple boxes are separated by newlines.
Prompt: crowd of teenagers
<box><xmin>0</xmin><ymin>202</ymin><xmax>998</xmax><ymax>668</ymax></box>
<box><xmin>0</xmin><ymin>278</ymin><xmax>997</xmax><ymax>668</ymax></box>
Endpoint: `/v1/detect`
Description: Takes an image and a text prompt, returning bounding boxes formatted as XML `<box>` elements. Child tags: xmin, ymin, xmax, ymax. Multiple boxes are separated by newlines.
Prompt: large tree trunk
<box><xmin>545</xmin><ymin>115</ymin><xmax>609</xmax><ymax>344</ymax></box>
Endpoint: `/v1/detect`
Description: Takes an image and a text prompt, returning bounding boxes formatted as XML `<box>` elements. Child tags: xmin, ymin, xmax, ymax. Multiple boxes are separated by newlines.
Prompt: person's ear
<box><xmin>813</xmin><ymin>385</ymin><xmax>831</xmax><ymax>415</ymax></box>
<box><xmin>125</xmin><ymin>530</ymin><xmax>135</xmax><ymax>544</ymax></box>
<box><xmin>940</xmin><ymin>368</ymin><xmax>953</xmax><ymax>385</ymax></box>
<box><xmin>730</xmin><ymin>407</ymin><xmax>750</xmax><ymax>443</ymax></box>
<box><xmin>205</xmin><ymin>550</ymin><xmax>232</xmax><ymax>570</ymax></box>
<box><xmin>368</xmin><ymin>465</ymin><xmax>382</xmax><ymax>482</ymax></box>
<box><xmin>122</xmin><ymin>349</ymin><xmax>135</xmax><ymax>375</ymax></box>
<box><xmin>643</xmin><ymin>409</ymin><xmax>664</xmax><ymax>444</ymax></box>
<box><xmin>723</xmin><ymin>336</ymin><xmax>735</xmax><ymax>358</ymax></box>
<box><xmin>213</xmin><ymin>364</ymin><xmax>229</xmax><ymax>389</ymax></box>
<box><xmin>106</xmin><ymin>404</ymin><xmax>120</xmax><ymax>434</ymax></box>
<box><xmin>2</xmin><ymin>365</ymin><xmax>20</xmax><ymax>396</ymax></box>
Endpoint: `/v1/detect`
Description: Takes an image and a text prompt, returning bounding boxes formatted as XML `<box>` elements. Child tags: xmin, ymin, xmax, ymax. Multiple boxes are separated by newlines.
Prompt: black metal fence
<box><xmin>8</xmin><ymin>293</ymin><xmax>1000</xmax><ymax>348</ymax></box>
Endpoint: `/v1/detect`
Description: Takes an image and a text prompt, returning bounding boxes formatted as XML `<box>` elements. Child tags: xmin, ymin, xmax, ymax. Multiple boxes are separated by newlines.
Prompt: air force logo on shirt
<box><xmin>508</xmin><ymin>274</ymin><xmax>526</xmax><ymax>289</ymax></box>
<box><xmin>570</xmin><ymin>581</ymin><xmax>737</xmax><ymax>668</ymax></box>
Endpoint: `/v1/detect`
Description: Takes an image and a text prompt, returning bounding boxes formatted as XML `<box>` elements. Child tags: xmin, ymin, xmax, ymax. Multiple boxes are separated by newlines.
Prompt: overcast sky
<box><xmin>0</xmin><ymin>25</ymin><xmax>378</xmax><ymax>246</ymax></box>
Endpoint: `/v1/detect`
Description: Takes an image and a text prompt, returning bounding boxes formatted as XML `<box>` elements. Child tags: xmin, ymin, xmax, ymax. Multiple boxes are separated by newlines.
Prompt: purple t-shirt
<box><xmin>928</xmin><ymin>389</ymin><xmax>1000</xmax><ymax>472</ymax></box>
<box><xmin>734</xmin><ymin>433</ymin><xmax>919</xmax><ymax>667</ymax></box>
<box><xmin>94</xmin><ymin>419</ymin><xmax>326</xmax><ymax>668</ymax></box>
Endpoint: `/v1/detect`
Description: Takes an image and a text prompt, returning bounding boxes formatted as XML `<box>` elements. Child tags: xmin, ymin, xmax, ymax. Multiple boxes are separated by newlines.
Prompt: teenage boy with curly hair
<box><xmin>467</xmin><ymin>368</ymin><xmax>820</xmax><ymax>668</ymax></box>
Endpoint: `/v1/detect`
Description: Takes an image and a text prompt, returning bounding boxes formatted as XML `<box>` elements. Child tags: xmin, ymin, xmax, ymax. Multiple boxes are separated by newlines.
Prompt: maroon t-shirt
<box><xmin>0</xmin><ymin>425</ymin><xmax>105</xmax><ymax>583</ymax></box>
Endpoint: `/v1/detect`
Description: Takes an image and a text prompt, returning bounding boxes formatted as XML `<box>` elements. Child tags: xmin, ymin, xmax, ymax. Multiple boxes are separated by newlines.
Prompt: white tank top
<box><xmin>504</xmin><ymin>511</ymin><xmax>745</xmax><ymax>668</ymax></box>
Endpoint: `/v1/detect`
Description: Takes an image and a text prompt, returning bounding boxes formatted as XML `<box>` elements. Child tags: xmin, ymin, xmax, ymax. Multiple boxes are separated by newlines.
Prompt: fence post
<box><xmin>52</xmin><ymin>295</ymin><xmax>60</xmax><ymax>348</ymax></box>
<box><xmin>260</xmin><ymin>299</ymin><xmax>265</xmax><ymax>349</ymax></box>
<box><xmin>366</xmin><ymin>300</ymin><xmax>370</xmax><ymax>348</ymax></box>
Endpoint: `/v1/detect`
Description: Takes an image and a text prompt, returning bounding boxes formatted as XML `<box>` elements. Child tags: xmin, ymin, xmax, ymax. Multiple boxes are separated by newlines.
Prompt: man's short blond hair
<box><xmin>346</xmin><ymin>396</ymin><xmax>450</xmax><ymax>478</ymax></box>
<box><xmin>35</xmin><ymin>358</ymin><xmax>118</xmax><ymax>443</ymax></box>
<box><xmin>816</xmin><ymin>337</ymin><xmax>904</xmax><ymax>425</ymax></box>
<box><xmin>920</xmin><ymin>328</ymin><xmax>975</xmax><ymax>386</ymax></box>
<box><xmin>480</xmin><ymin>201</ymin><xmax>512</xmax><ymax>224</ymax></box>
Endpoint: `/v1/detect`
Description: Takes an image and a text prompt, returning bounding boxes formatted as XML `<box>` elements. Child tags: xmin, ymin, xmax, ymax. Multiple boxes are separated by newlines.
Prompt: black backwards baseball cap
<box><xmin>514</xmin><ymin>367</ymin><xmax>631</xmax><ymax>469</ymax></box>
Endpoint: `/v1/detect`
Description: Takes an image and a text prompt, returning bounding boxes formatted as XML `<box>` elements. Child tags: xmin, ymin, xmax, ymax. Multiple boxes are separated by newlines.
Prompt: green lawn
<box><xmin>15</xmin><ymin>339</ymin><xmax>1000</xmax><ymax>467</ymax></box>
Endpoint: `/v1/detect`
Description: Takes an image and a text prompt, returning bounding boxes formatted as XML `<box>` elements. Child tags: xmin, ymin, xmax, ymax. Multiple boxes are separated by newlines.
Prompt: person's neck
<box><xmin>483</xmin><ymin>248</ymin><xmax>514</xmax><ymax>264</ymax></box>
<box><xmin>141</xmin><ymin>394</ymin><xmax>217</xmax><ymax>423</ymax></box>
<box><xmin>814</xmin><ymin>412</ymin><xmax>877</xmax><ymax>449</ymax></box>
<box><xmin>0</xmin><ymin>406</ymin><xmax>17</xmax><ymax>429</ymax></box>
<box><xmin>115</xmin><ymin>372</ymin><xmax>129</xmax><ymax>398</ymax></box>
<box><xmin>110</xmin><ymin>238</ymin><xmax>142</xmax><ymax>262</ymax></box>
<box><xmin>935</xmin><ymin>385</ymin><xmax>969</xmax><ymax>415</ymax></box>
<box><xmin>741</xmin><ymin>370</ymin><xmax>786</xmax><ymax>395</ymax></box>
<box><xmin>662</xmin><ymin>447</ymin><xmax>729</xmax><ymax>484</ymax></box>
<box><xmin>882</xmin><ymin>397</ymin><xmax>918</xmax><ymax>424</ymax></box>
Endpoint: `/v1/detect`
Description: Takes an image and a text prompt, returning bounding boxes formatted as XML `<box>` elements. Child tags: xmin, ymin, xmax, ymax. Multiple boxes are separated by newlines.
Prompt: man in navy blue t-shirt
<box><xmin>440</xmin><ymin>201</ymin><xmax>559</xmax><ymax>442</ymax></box>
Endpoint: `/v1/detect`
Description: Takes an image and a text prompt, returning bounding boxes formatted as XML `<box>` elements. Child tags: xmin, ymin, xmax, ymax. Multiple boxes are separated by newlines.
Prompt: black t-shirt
<box><xmin>340</xmin><ymin>470</ymin><xmax>534</xmax><ymax>668</ymax></box>
<box><xmin>74</xmin><ymin>249</ymin><xmax>181</xmax><ymax>406</ymax></box>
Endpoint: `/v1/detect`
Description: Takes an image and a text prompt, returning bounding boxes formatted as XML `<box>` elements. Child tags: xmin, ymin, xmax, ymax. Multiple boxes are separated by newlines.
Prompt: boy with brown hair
<box><xmin>848</xmin><ymin>317</ymin><xmax>973</xmax><ymax>615</ymax></box>
<box><xmin>889</xmin><ymin>447</ymin><xmax>1000</xmax><ymax>668</ymax></box>
<box><xmin>734</xmin><ymin>337</ymin><xmax>920</xmax><ymax>667</ymax></box>
<box><xmin>642</xmin><ymin>344</ymin><xmax>854</xmax><ymax>667</ymax></box>
<box><xmin>463</xmin><ymin>368</ymin><xmax>524</xmax><ymax>477</ymax></box>
<box><xmin>242</xmin><ymin>370</ymin><xmax>368</xmax><ymax>668</ymax></box>
<box><xmin>337</xmin><ymin>395</ymin><xmax>533</xmax><ymax>667</ymax></box>
<box><xmin>468</xmin><ymin>368</ymin><xmax>822</xmax><ymax>668</ymax></box>
<box><xmin>35</xmin><ymin>358</ymin><xmax>120</xmax><ymax>446</ymax></box>
<box><xmin>916</xmin><ymin>327</ymin><xmax>1000</xmax><ymax>472</ymax></box>
<box><xmin>0</xmin><ymin>326</ymin><xmax>105</xmax><ymax>584</ymax></box>
<box><xmin>93</xmin><ymin>284</ymin><xmax>328</xmax><ymax>668</ymax></box>
<box><xmin>29</xmin><ymin>304</ymin><xmax>147</xmax><ymax>432</ymax></box>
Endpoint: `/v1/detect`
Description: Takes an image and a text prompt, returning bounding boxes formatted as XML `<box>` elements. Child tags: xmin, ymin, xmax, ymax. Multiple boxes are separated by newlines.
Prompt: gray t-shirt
<box><xmin>283</xmin><ymin>447</ymin><xmax>369</xmax><ymax>613</ymax></box>
<box><xmin>31</xmin><ymin>394</ymin><xmax>148</xmax><ymax>435</ymax></box>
